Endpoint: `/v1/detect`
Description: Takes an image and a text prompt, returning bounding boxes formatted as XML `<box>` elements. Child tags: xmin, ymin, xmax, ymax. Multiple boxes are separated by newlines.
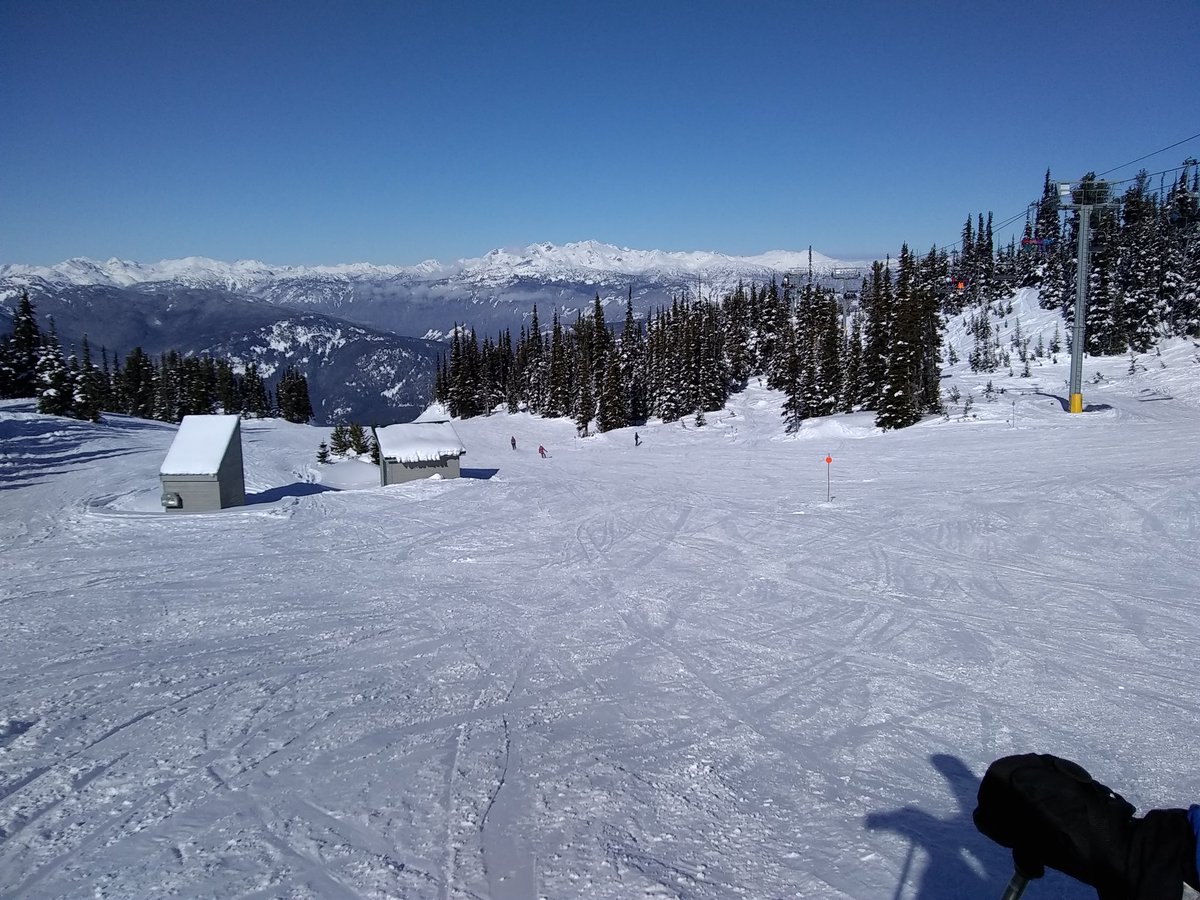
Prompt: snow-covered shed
<box><xmin>373</xmin><ymin>414</ymin><xmax>466</xmax><ymax>486</ymax></box>
<box><xmin>159</xmin><ymin>415</ymin><xmax>246</xmax><ymax>512</ymax></box>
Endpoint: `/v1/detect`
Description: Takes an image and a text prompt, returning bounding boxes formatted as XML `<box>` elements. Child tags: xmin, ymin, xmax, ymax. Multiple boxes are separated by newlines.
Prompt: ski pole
<box><xmin>999</xmin><ymin>869</ymin><xmax>1029</xmax><ymax>900</ymax></box>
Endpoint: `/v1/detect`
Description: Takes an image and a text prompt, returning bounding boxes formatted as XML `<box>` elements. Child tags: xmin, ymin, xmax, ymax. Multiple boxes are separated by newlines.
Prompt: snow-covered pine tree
<box><xmin>35</xmin><ymin>322</ymin><xmax>72</xmax><ymax>416</ymax></box>
<box><xmin>779</xmin><ymin>312</ymin><xmax>805</xmax><ymax>433</ymax></box>
<box><xmin>721</xmin><ymin>281</ymin><xmax>752</xmax><ymax>387</ymax></box>
<box><xmin>756</xmin><ymin>278</ymin><xmax>785</xmax><ymax>378</ymax></box>
<box><xmin>596</xmin><ymin>349</ymin><xmax>628</xmax><ymax>433</ymax></box>
<box><xmin>546</xmin><ymin>312</ymin><xmax>571</xmax><ymax>418</ymax></box>
<box><xmin>978</xmin><ymin>212</ymin><xmax>998</xmax><ymax>303</ymax></box>
<box><xmin>1</xmin><ymin>292</ymin><xmax>42</xmax><ymax>399</ymax></box>
<box><xmin>620</xmin><ymin>292</ymin><xmax>648</xmax><ymax>425</ymax></box>
<box><xmin>73</xmin><ymin>335</ymin><xmax>106</xmax><ymax>422</ymax></box>
<box><xmin>1117</xmin><ymin>172</ymin><xmax>1163</xmax><ymax>352</ymax></box>
<box><xmin>875</xmin><ymin>245</ymin><xmax>923</xmax><ymax>430</ymax></box>
<box><xmin>814</xmin><ymin>288</ymin><xmax>844</xmax><ymax>416</ymax></box>
<box><xmin>841</xmin><ymin>314</ymin><xmax>864</xmax><ymax>413</ymax></box>
<box><xmin>859</xmin><ymin>260</ymin><xmax>892</xmax><ymax>409</ymax></box>
<box><xmin>574</xmin><ymin>358</ymin><xmax>594</xmax><ymax>436</ymax></box>
<box><xmin>1084</xmin><ymin>203</ymin><xmax>1121</xmax><ymax>355</ymax></box>
<box><xmin>916</xmin><ymin>247</ymin><xmax>946</xmax><ymax>414</ymax></box>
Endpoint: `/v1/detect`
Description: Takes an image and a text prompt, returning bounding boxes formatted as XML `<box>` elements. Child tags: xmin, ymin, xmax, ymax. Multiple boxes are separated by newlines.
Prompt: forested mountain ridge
<box><xmin>3</xmin><ymin>166</ymin><xmax>1197</xmax><ymax>428</ymax></box>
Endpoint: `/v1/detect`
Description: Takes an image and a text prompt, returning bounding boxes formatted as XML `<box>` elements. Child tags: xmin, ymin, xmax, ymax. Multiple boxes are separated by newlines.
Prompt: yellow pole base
<box><xmin>1069</xmin><ymin>393</ymin><xmax>1083</xmax><ymax>414</ymax></box>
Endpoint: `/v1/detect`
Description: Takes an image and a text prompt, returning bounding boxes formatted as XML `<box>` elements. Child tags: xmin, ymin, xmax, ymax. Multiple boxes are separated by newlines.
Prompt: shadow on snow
<box><xmin>461</xmin><ymin>467</ymin><xmax>500</xmax><ymax>480</ymax></box>
<box><xmin>0</xmin><ymin>414</ymin><xmax>158</xmax><ymax>491</ymax></box>
<box><xmin>245</xmin><ymin>482</ymin><xmax>339</xmax><ymax>504</ymax></box>
<box><xmin>863</xmin><ymin>753</ymin><xmax>1092</xmax><ymax>900</ymax></box>
<box><xmin>1033</xmin><ymin>391</ymin><xmax>1113</xmax><ymax>413</ymax></box>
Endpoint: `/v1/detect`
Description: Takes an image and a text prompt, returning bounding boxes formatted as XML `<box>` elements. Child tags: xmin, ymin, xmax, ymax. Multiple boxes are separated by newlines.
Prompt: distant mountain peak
<box><xmin>1</xmin><ymin>242</ymin><xmax>866</xmax><ymax>290</ymax></box>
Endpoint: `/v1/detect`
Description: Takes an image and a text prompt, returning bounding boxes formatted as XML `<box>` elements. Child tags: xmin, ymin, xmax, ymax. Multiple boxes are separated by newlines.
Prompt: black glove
<box><xmin>974</xmin><ymin>753</ymin><xmax>1198</xmax><ymax>899</ymax></box>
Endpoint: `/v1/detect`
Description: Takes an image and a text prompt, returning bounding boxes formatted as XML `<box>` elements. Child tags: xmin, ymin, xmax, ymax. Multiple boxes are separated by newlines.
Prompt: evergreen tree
<box><xmin>814</xmin><ymin>287</ymin><xmax>845</xmax><ymax>416</ymax></box>
<box><xmin>1083</xmin><ymin>201</ymin><xmax>1121</xmax><ymax>355</ymax></box>
<box><xmin>215</xmin><ymin>360</ymin><xmax>238</xmax><ymax>413</ymax></box>
<box><xmin>778</xmin><ymin>300</ymin><xmax>807</xmax><ymax>433</ymax></box>
<box><xmin>119</xmin><ymin>348</ymin><xmax>157</xmax><ymax>418</ymax></box>
<box><xmin>575</xmin><ymin>344</ymin><xmax>595</xmax><ymax>436</ymax></box>
<box><xmin>722</xmin><ymin>281</ymin><xmax>752</xmax><ymax>386</ymax></box>
<box><xmin>276</xmin><ymin>366</ymin><xmax>314</xmax><ymax>423</ymax></box>
<box><xmin>155</xmin><ymin>350</ymin><xmax>183</xmax><ymax>422</ymax></box>
<box><xmin>241</xmin><ymin>363</ymin><xmax>270</xmax><ymax>418</ymax></box>
<box><xmin>1</xmin><ymin>291</ymin><xmax>42</xmax><ymax>398</ymax></box>
<box><xmin>860</xmin><ymin>261</ymin><xmax>893</xmax><ymax>408</ymax></box>
<box><xmin>348</xmin><ymin>422</ymin><xmax>370</xmax><ymax>455</ymax></box>
<box><xmin>1118</xmin><ymin>173</ymin><xmax>1163</xmax><ymax>352</ymax></box>
<box><xmin>1027</xmin><ymin>170</ymin><xmax>1066</xmax><ymax>296</ymax></box>
<box><xmin>73</xmin><ymin>335</ymin><xmax>106</xmax><ymax>422</ymax></box>
<box><xmin>841</xmin><ymin>314</ymin><xmax>864</xmax><ymax>412</ymax></box>
<box><xmin>329</xmin><ymin>424</ymin><xmax>350</xmax><ymax>456</ymax></box>
<box><xmin>756</xmin><ymin>278</ymin><xmax>785</xmax><ymax>376</ymax></box>
<box><xmin>597</xmin><ymin>350</ymin><xmax>628</xmax><ymax>433</ymax></box>
<box><xmin>916</xmin><ymin>247</ymin><xmax>945</xmax><ymax>413</ymax></box>
<box><xmin>35</xmin><ymin>322</ymin><xmax>73</xmax><ymax>416</ymax></box>
<box><xmin>620</xmin><ymin>291</ymin><xmax>648</xmax><ymax>424</ymax></box>
<box><xmin>875</xmin><ymin>246</ymin><xmax>924</xmax><ymax>430</ymax></box>
<box><xmin>546</xmin><ymin>312</ymin><xmax>571</xmax><ymax>417</ymax></box>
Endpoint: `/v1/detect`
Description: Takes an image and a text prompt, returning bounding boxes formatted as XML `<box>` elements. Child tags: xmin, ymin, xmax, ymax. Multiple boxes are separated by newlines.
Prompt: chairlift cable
<box><xmin>881</xmin><ymin>139</ymin><xmax>1200</xmax><ymax>264</ymax></box>
<box><xmin>1096</xmin><ymin>132</ymin><xmax>1200</xmax><ymax>179</ymax></box>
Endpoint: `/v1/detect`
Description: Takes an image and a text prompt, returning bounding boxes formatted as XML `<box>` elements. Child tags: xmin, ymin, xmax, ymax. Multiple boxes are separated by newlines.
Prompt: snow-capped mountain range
<box><xmin>1</xmin><ymin>241</ymin><xmax>859</xmax><ymax>293</ymax></box>
<box><xmin>0</xmin><ymin>241</ymin><xmax>868</xmax><ymax>423</ymax></box>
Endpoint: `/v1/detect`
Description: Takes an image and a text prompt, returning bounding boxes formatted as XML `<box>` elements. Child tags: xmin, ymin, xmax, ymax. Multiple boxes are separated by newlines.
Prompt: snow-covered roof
<box><xmin>375</xmin><ymin>420</ymin><xmax>465</xmax><ymax>463</ymax></box>
<box><xmin>413</xmin><ymin>402</ymin><xmax>451</xmax><ymax>423</ymax></box>
<box><xmin>160</xmin><ymin>415</ymin><xmax>240</xmax><ymax>476</ymax></box>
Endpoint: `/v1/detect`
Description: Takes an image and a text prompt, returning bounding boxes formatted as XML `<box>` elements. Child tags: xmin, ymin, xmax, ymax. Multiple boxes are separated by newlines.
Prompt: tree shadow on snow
<box><xmin>0</xmin><ymin>412</ymin><xmax>157</xmax><ymax>491</ymax></box>
<box><xmin>245</xmin><ymin>482</ymin><xmax>338</xmax><ymax>504</ymax></box>
<box><xmin>461</xmin><ymin>468</ymin><xmax>499</xmax><ymax>480</ymax></box>
<box><xmin>864</xmin><ymin>753</ymin><xmax>1091</xmax><ymax>900</ymax></box>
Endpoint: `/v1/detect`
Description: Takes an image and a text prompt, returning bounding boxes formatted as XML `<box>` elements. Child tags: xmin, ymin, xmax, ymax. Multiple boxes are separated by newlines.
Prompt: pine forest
<box><xmin>0</xmin><ymin>293</ymin><xmax>314</xmax><ymax>426</ymax></box>
<box><xmin>435</xmin><ymin>165</ymin><xmax>1200</xmax><ymax>434</ymax></box>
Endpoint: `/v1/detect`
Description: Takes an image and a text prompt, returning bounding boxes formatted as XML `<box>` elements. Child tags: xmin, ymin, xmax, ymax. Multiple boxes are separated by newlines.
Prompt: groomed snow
<box><xmin>3</xmin><ymin>294</ymin><xmax>1200</xmax><ymax>899</ymax></box>
<box><xmin>159</xmin><ymin>415</ymin><xmax>240</xmax><ymax>476</ymax></box>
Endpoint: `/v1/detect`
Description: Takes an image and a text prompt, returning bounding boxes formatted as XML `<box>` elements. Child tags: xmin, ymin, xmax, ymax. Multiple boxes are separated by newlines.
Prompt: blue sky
<box><xmin>2</xmin><ymin>0</ymin><xmax>1197</xmax><ymax>267</ymax></box>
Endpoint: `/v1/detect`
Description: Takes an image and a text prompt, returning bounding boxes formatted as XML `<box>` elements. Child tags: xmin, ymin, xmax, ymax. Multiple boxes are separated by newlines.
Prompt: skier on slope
<box><xmin>634</xmin><ymin>432</ymin><xmax>641</xmax><ymax>447</ymax></box>
<box><xmin>511</xmin><ymin>435</ymin><xmax>516</xmax><ymax>451</ymax></box>
<box><xmin>538</xmin><ymin>445</ymin><xmax>547</xmax><ymax>458</ymax></box>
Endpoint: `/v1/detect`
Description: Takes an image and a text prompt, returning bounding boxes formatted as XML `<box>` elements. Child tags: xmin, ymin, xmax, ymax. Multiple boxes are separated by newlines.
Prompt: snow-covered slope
<box><xmin>3</xmin><ymin>336</ymin><xmax>1200</xmax><ymax>898</ymax></box>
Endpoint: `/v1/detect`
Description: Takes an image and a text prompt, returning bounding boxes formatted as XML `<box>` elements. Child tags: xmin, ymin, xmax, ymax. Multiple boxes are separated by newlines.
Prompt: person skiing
<box><xmin>510</xmin><ymin>435</ymin><xmax>516</xmax><ymax>451</ymax></box>
<box><xmin>634</xmin><ymin>432</ymin><xmax>641</xmax><ymax>447</ymax></box>
<box><xmin>538</xmin><ymin>445</ymin><xmax>547</xmax><ymax>458</ymax></box>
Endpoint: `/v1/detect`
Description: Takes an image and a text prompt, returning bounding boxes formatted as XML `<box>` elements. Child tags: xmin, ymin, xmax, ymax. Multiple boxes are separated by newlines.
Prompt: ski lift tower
<box><xmin>1058</xmin><ymin>181</ymin><xmax>1119</xmax><ymax>414</ymax></box>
